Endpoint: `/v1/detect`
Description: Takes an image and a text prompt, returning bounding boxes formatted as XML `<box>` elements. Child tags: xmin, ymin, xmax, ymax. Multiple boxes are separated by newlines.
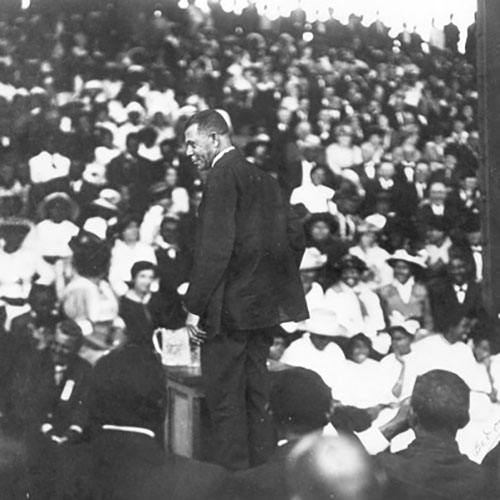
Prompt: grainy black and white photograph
<box><xmin>0</xmin><ymin>0</ymin><xmax>498</xmax><ymax>499</ymax></box>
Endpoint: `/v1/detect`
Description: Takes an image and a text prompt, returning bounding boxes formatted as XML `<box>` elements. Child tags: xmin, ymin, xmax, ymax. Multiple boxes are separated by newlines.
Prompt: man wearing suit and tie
<box><xmin>21</xmin><ymin>319</ymin><xmax>91</xmax><ymax>500</ymax></box>
<box><xmin>183</xmin><ymin>110</ymin><xmax>308</xmax><ymax>470</ymax></box>
<box><xmin>429</xmin><ymin>253</ymin><xmax>486</xmax><ymax>333</ymax></box>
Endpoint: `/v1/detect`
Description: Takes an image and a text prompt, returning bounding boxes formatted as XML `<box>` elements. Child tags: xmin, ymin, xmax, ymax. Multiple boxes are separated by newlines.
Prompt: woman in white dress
<box><xmin>379</xmin><ymin>322</ymin><xmax>421</xmax><ymax>402</ymax></box>
<box><xmin>349</xmin><ymin>215</ymin><xmax>392</xmax><ymax>290</ymax></box>
<box><xmin>280</xmin><ymin>309</ymin><xmax>347</xmax><ymax>398</ymax></box>
<box><xmin>325</xmin><ymin>124</ymin><xmax>363</xmax><ymax>175</ymax></box>
<box><xmin>335</xmin><ymin>333</ymin><xmax>393</xmax><ymax>413</ymax></box>
<box><xmin>324</xmin><ymin>255</ymin><xmax>385</xmax><ymax>347</ymax></box>
<box><xmin>109</xmin><ymin>214</ymin><xmax>157</xmax><ymax>297</ymax></box>
<box><xmin>26</xmin><ymin>191</ymin><xmax>80</xmax><ymax>262</ymax></box>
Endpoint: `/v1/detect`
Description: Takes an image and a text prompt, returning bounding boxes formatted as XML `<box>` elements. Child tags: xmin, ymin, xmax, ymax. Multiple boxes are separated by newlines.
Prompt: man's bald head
<box><xmin>287</xmin><ymin>433</ymin><xmax>384</xmax><ymax>500</ymax></box>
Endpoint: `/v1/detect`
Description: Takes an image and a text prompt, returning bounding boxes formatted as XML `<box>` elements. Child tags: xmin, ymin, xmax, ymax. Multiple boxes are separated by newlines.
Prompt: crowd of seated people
<box><xmin>0</xmin><ymin>0</ymin><xmax>497</xmax><ymax>498</ymax></box>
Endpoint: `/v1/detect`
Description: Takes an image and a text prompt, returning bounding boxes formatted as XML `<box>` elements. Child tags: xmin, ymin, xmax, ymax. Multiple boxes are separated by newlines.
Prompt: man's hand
<box><xmin>185</xmin><ymin>312</ymin><xmax>207</xmax><ymax>345</ymax></box>
<box><xmin>379</xmin><ymin>398</ymin><xmax>411</xmax><ymax>442</ymax></box>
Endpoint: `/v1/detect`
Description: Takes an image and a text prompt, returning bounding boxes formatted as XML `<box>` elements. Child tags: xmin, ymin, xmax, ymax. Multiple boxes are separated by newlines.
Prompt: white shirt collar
<box><xmin>125</xmin><ymin>290</ymin><xmax>151</xmax><ymax>305</ymax></box>
<box><xmin>211</xmin><ymin>146</ymin><xmax>235</xmax><ymax>168</ymax></box>
<box><xmin>393</xmin><ymin>276</ymin><xmax>415</xmax><ymax>304</ymax></box>
<box><xmin>431</xmin><ymin>204</ymin><xmax>445</xmax><ymax>216</ymax></box>
<box><xmin>102</xmin><ymin>425</ymin><xmax>155</xmax><ymax>438</ymax></box>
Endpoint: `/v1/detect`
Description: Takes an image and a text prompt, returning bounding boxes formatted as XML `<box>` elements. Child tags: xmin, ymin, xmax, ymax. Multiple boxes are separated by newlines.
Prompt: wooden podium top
<box><xmin>165</xmin><ymin>365</ymin><xmax>203</xmax><ymax>388</ymax></box>
<box><xmin>164</xmin><ymin>359</ymin><xmax>290</xmax><ymax>389</ymax></box>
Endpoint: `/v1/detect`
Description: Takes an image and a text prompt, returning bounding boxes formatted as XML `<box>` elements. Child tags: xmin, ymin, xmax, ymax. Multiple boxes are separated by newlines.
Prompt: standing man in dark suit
<box><xmin>183</xmin><ymin>110</ymin><xmax>308</xmax><ymax>470</ymax></box>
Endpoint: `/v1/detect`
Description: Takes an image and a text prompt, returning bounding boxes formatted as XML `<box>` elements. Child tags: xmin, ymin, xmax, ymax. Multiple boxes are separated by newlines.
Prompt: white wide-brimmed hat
<box><xmin>300</xmin><ymin>247</ymin><xmax>327</xmax><ymax>271</ymax></box>
<box><xmin>301</xmin><ymin>309</ymin><xmax>347</xmax><ymax>337</ymax></box>
<box><xmin>386</xmin><ymin>249</ymin><xmax>426</xmax><ymax>269</ymax></box>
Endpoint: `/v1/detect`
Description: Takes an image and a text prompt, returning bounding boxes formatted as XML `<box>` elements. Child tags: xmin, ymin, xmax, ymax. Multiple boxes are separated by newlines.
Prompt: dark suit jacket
<box><xmin>376</xmin><ymin>436</ymin><xmax>495</xmax><ymax>500</ymax></box>
<box><xmin>429</xmin><ymin>279</ymin><xmax>486</xmax><ymax>332</ymax></box>
<box><xmin>362</xmin><ymin>177</ymin><xmax>409</xmax><ymax>218</ymax></box>
<box><xmin>20</xmin><ymin>350</ymin><xmax>91</xmax><ymax>435</ymax></box>
<box><xmin>57</xmin><ymin>430</ymin><xmax>236</xmax><ymax>500</ymax></box>
<box><xmin>415</xmin><ymin>203</ymin><xmax>460</xmax><ymax>238</ymax></box>
<box><xmin>185</xmin><ymin>149</ymin><xmax>308</xmax><ymax>336</ymax></box>
<box><xmin>234</xmin><ymin>441</ymin><xmax>295</xmax><ymax>500</ymax></box>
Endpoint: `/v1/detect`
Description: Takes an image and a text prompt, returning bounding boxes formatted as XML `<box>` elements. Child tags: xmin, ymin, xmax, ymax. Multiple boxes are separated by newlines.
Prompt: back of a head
<box><xmin>287</xmin><ymin>433</ymin><xmax>383</xmax><ymax>500</ymax></box>
<box><xmin>89</xmin><ymin>345</ymin><xmax>166</xmax><ymax>432</ymax></box>
<box><xmin>411</xmin><ymin>369</ymin><xmax>470</xmax><ymax>434</ymax></box>
<box><xmin>270</xmin><ymin>367</ymin><xmax>332</xmax><ymax>434</ymax></box>
<box><xmin>184</xmin><ymin>109</ymin><xmax>230</xmax><ymax>136</ymax></box>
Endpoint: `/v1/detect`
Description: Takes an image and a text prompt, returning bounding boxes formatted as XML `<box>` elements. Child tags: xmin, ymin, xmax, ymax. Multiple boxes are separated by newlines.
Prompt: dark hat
<box><xmin>89</xmin><ymin>345</ymin><xmax>167</xmax><ymax>430</ymax></box>
<box><xmin>36</xmin><ymin>192</ymin><xmax>80</xmax><ymax>222</ymax></box>
<box><xmin>130</xmin><ymin>260</ymin><xmax>157</xmax><ymax>280</ymax></box>
<box><xmin>149</xmin><ymin>181</ymin><xmax>171</xmax><ymax>200</ymax></box>
<box><xmin>57</xmin><ymin>319</ymin><xmax>83</xmax><ymax>339</ymax></box>
<box><xmin>271</xmin><ymin>367</ymin><xmax>331</xmax><ymax>430</ymax></box>
<box><xmin>0</xmin><ymin>217</ymin><xmax>32</xmax><ymax>239</ymax></box>
<box><xmin>335</xmin><ymin>254</ymin><xmax>368</xmax><ymax>273</ymax></box>
<box><xmin>365</xmin><ymin>125</ymin><xmax>384</xmax><ymax>138</ymax></box>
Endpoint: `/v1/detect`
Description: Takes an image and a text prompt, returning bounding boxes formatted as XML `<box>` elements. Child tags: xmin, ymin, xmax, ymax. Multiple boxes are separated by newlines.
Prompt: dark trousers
<box><xmin>201</xmin><ymin>326</ymin><xmax>276</xmax><ymax>470</ymax></box>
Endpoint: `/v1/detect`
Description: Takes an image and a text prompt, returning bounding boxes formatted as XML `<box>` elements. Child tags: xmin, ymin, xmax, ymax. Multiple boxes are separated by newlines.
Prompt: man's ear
<box><xmin>407</xmin><ymin>406</ymin><xmax>418</xmax><ymax>429</ymax></box>
<box><xmin>209</xmin><ymin>132</ymin><xmax>220</xmax><ymax>149</ymax></box>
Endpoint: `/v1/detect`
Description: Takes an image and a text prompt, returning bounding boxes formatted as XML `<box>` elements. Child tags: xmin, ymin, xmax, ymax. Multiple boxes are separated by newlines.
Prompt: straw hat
<box><xmin>357</xmin><ymin>214</ymin><xmax>387</xmax><ymax>233</ymax></box>
<box><xmin>386</xmin><ymin>249</ymin><xmax>426</xmax><ymax>269</ymax></box>
<box><xmin>91</xmin><ymin>189</ymin><xmax>121</xmax><ymax>212</ymax></box>
<box><xmin>300</xmin><ymin>248</ymin><xmax>327</xmax><ymax>271</ymax></box>
<box><xmin>301</xmin><ymin>309</ymin><xmax>347</xmax><ymax>337</ymax></box>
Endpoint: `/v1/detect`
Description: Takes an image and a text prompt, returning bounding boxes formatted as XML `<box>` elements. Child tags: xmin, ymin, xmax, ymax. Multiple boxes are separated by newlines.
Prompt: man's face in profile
<box><xmin>185</xmin><ymin>124</ymin><xmax>217</xmax><ymax>172</ymax></box>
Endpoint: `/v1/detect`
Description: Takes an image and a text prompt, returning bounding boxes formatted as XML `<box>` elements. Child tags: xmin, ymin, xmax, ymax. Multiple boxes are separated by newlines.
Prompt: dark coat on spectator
<box><xmin>376</xmin><ymin>436</ymin><xmax>495</xmax><ymax>500</ymax></box>
<box><xmin>20</xmin><ymin>349</ymin><xmax>91</xmax><ymax>435</ymax></box>
<box><xmin>428</xmin><ymin>279</ymin><xmax>485</xmax><ymax>332</ymax></box>
<box><xmin>233</xmin><ymin>441</ymin><xmax>294</xmax><ymax>500</ymax></box>
<box><xmin>57</xmin><ymin>430</ymin><xmax>235</xmax><ymax>500</ymax></box>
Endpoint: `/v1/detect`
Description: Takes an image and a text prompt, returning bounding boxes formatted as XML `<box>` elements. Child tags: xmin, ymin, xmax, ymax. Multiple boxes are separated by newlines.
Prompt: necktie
<box><xmin>354</xmin><ymin>290</ymin><xmax>369</xmax><ymax>319</ymax></box>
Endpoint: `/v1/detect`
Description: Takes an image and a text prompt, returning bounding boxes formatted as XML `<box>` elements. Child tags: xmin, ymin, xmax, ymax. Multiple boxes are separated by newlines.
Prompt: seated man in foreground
<box><xmin>57</xmin><ymin>345</ymin><xmax>236</xmax><ymax>500</ymax></box>
<box><xmin>375</xmin><ymin>369</ymin><xmax>497</xmax><ymax>500</ymax></box>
